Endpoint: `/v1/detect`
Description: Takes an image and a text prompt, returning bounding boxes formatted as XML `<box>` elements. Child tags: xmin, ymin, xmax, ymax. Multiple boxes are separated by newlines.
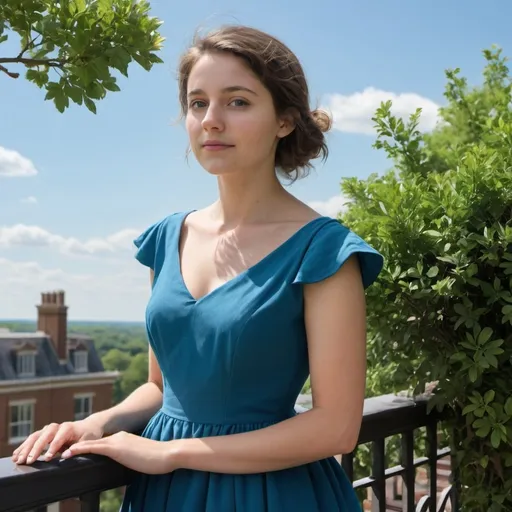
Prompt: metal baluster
<box><xmin>450</xmin><ymin>452</ymin><xmax>461</xmax><ymax>512</ymax></box>
<box><xmin>426</xmin><ymin>420</ymin><xmax>437</xmax><ymax>512</ymax></box>
<box><xmin>342</xmin><ymin>452</ymin><xmax>354</xmax><ymax>483</ymax></box>
<box><xmin>80</xmin><ymin>491</ymin><xmax>101</xmax><ymax>512</ymax></box>
<box><xmin>401</xmin><ymin>431</ymin><xmax>415</xmax><ymax>511</ymax></box>
<box><xmin>371</xmin><ymin>438</ymin><xmax>386</xmax><ymax>512</ymax></box>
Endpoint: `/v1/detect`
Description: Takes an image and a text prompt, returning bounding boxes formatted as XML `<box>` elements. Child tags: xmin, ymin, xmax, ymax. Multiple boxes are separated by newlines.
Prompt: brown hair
<box><xmin>178</xmin><ymin>25</ymin><xmax>332</xmax><ymax>180</ymax></box>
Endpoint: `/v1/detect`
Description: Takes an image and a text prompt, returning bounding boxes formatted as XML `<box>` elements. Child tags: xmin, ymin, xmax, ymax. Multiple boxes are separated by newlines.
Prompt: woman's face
<box><xmin>185</xmin><ymin>52</ymin><xmax>293</xmax><ymax>177</ymax></box>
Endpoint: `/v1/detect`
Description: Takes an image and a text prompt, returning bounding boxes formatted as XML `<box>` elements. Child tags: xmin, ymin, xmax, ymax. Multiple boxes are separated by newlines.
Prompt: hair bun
<box><xmin>311</xmin><ymin>109</ymin><xmax>332</xmax><ymax>134</ymax></box>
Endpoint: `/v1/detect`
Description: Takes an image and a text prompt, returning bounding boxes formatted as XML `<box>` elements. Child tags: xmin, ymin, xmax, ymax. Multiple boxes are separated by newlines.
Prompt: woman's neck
<box><xmin>208</xmin><ymin>170</ymin><xmax>290</xmax><ymax>230</ymax></box>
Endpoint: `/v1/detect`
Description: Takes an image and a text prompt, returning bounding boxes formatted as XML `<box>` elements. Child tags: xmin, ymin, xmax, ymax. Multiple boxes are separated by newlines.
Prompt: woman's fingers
<box><xmin>12</xmin><ymin>427</ymin><xmax>48</xmax><ymax>464</ymax></box>
<box><xmin>12</xmin><ymin>430</ymin><xmax>41</xmax><ymax>463</ymax></box>
<box><xmin>12</xmin><ymin>421</ymin><xmax>102</xmax><ymax>465</ymax></box>
<box><xmin>62</xmin><ymin>439</ymin><xmax>105</xmax><ymax>459</ymax></box>
<box><xmin>24</xmin><ymin>424</ymin><xmax>60</xmax><ymax>464</ymax></box>
<box><xmin>44</xmin><ymin>423</ymin><xmax>75</xmax><ymax>461</ymax></box>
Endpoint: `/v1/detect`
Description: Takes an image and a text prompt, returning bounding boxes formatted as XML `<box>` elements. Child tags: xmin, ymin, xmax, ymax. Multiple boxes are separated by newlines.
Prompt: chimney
<box><xmin>37</xmin><ymin>290</ymin><xmax>68</xmax><ymax>363</ymax></box>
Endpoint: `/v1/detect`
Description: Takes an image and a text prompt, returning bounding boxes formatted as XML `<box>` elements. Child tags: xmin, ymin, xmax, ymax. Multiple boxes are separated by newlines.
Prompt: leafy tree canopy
<box><xmin>0</xmin><ymin>0</ymin><xmax>164</xmax><ymax>112</ymax></box>
<box><xmin>343</xmin><ymin>46</ymin><xmax>512</xmax><ymax>511</ymax></box>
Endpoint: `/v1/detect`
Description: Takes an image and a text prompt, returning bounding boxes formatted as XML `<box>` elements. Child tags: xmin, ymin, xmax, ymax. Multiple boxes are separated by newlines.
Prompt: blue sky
<box><xmin>1</xmin><ymin>0</ymin><xmax>511</xmax><ymax>321</ymax></box>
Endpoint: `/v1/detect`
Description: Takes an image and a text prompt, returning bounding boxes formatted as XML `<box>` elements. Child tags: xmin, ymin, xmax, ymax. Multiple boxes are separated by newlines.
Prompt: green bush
<box><xmin>341</xmin><ymin>47</ymin><xmax>512</xmax><ymax>511</ymax></box>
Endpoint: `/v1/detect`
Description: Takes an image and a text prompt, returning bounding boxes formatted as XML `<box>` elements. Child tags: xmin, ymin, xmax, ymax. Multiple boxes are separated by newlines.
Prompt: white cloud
<box><xmin>0</xmin><ymin>257</ymin><xmax>91</xmax><ymax>286</ymax></box>
<box><xmin>0</xmin><ymin>146</ymin><xmax>38</xmax><ymax>177</ymax></box>
<box><xmin>323</xmin><ymin>87</ymin><xmax>440</xmax><ymax>135</ymax></box>
<box><xmin>21</xmin><ymin>196</ymin><xmax>38</xmax><ymax>204</ymax></box>
<box><xmin>0</xmin><ymin>258</ymin><xmax>146</xmax><ymax>290</ymax></box>
<box><xmin>0</xmin><ymin>224</ymin><xmax>140</xmax><ymax>256</ymax></box>
<box><xmin>308</xmin><ymin>195</ymin><xmax>350</xmax><ymax>218</ymax></box>
<box><xmin>0</xmin><ymin>258</ymin><xmax>150</xmax><ymax>321</ymax></box>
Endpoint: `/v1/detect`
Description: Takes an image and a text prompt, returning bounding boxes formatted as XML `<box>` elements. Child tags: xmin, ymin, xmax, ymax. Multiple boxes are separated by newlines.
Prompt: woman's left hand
<box><xmin>61</xmin><ymin>431</ymin><xmax>180</xmax><ymax>475</ymax></box>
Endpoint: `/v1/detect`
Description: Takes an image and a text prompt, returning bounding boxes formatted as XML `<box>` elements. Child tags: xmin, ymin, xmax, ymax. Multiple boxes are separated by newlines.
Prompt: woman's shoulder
<box><xmin>293</xmin><ymin>217</ymin><xmax>384</xmax><ymax>289</ymax></box>
<box><xmin>132</xmin><ymin>211</ymin><xmax>190</xmax><ymax>269</ymax></box>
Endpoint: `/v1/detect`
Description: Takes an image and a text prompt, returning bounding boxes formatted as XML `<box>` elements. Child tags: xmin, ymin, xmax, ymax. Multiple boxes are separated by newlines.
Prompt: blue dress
<box><xmin>121</xmin><ymin>211</ymin><xmax>383</xmax><ymax>512</ymax></box>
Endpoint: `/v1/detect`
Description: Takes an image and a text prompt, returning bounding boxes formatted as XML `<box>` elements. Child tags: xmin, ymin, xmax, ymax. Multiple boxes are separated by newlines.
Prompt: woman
<box><xmin>13</xmin><ymin>25</ymin><xmax>383</xmax><ymax>511</ymax></box>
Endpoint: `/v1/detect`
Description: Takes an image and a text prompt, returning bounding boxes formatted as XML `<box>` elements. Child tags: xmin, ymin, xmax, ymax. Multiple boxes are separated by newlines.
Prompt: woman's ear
<box><xmin>277</xmin><ymin>108</ymin><xmax>298</xmax><ymax>139</ymax></box>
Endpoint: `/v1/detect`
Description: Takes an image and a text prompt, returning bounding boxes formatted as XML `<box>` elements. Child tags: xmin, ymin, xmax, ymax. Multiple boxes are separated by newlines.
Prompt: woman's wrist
<box><xmin>84</xmin><ymin>408</ymin><xmax>121</xmax><ymax>435</ymax></box>
<box><xmin>167</xmin><ymin>438</ymin><xmax>193</xmax><ymax>470</ymax></box>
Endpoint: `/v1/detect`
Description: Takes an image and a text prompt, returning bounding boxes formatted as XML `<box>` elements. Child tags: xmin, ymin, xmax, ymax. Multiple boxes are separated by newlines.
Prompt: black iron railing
<box><xmin>344</xmin><ymin>394</ymin><xmax>458</xmax><ymax>512</ymax></box>
<box><xmin>0</xmin><ymin>393</ymin><xmax>458</xmax><ymax>512</ymax></box>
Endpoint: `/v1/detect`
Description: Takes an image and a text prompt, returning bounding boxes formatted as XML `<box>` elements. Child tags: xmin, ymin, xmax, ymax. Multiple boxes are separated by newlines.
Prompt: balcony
<box><xmin>0</xmin><ymin>394</ymin><xmax>458</xmax><ymax>512</ymax></box>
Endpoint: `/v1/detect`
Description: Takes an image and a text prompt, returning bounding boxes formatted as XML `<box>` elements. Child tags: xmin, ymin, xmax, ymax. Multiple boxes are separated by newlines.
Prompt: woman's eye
<box><xmin>229</xmin><ymin>99</ymin><xmax>249</xmax><ymax>107</ymax></box>
<box><xmin>190</xmin><ymin>100</ymin><xmax>207</xmax><ymax>109</ymax></box>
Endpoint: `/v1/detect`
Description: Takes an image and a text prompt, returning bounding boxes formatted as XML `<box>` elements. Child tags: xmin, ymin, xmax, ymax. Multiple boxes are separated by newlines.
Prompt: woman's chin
<box><xmin>200</xmin><ymin>163</ymin><xmax>240</xmax><ymax>177</ymax></box>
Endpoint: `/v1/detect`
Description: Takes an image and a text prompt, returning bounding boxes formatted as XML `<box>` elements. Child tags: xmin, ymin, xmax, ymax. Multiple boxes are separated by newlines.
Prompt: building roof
<box><xmin>0</xmin><ymin>331</ymin><xmax>106</xmax><ymax>380</ymax></box>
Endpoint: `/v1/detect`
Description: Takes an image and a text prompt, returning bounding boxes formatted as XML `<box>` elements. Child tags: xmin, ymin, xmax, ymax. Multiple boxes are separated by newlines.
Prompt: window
<box><xmin>74</xmin><ymin>394</ymin><xmax>93</xmax><ymax>420</ymax></box>
<box><xmin>17</xmin><ymin>351</ymin><xmax>36</xmax><ymax>377</ymax></box>
<box><xmin>9</xmin><ymin>400</ymin><xmax>35</xmax><ymax>444</ymax></box>
<box><xmin>73</xmin><ymin>350</ymin><xmax>88</xmax><ymax>372</ymax></box>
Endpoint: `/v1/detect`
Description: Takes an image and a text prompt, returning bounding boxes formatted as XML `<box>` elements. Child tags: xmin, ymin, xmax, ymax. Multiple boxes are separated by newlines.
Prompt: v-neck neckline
<box><xmin>175</xmin><ymin>210</ymin><xmax>329</xmax><ymax>305</ymax></box>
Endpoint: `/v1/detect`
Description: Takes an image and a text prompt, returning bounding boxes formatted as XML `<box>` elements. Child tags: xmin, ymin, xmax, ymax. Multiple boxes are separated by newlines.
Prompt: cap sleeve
<box><xmin>133</xmin><ymin>215</ymin><xmax>171</xmax><ymax>270</ymax></box>
<box><xmin>292</xmin><ymin>221</ymin><xmax>383</xmax><ymax>289</ymax></box>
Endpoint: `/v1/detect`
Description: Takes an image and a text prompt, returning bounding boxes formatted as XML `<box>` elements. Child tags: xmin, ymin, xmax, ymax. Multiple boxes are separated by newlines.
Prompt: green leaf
<box><xmin>102</xmin><ymin>79</ymin><xmax>121</xmax><ymax>92</ymax></box>
<box><xmin>26</xmin><ymin>69</ymin><xmax>49</xmax><ymax>88</ymax></box>
<box><xmin>54</xmin><ymin>92</ymin><xmax>69</xmax><ymax>113</ymax></box>
<box><xmin>486</xmin><ymin>338</ymin><xmax>504</xmax><ymax>349</ymax></box>
<box><xmin>505</xmin><ymin>397</ymin><xmax>512</xmax><ymax>416</ymax></box>
<box><xmin>484</xmin><ymin>390</ymin><xmax>495</xmax><ymax>404</ymax></box>
<box><xmin>423</xmin><ymin>230</ymin><xmax>442</xmax><ymax>238</ymax></box>
<box><xmin>84</xmin><ymin>96</ymin><xmax>97</xmax><ymax>114</ymax></box>
<box><xmin>427</xmin><ymin>266</ymin><xmax>439</xmax><ymax>278</ymax></box>
<box><xmin>97</xmin><ymin>0</ymin><xmax>114</xmax><ymax>18</ymax></box>
<box><xmin>74</xmin><ymin>0</ymin><xmax>87</xmax><ymax>12</ymax></box>
<box><xmin>132</xmin><ymin>52</ymin><xmax>153</xmax><ymax>72</ymax></box>
<box><xmin>474</xmin><ymin>418</ymin><xmax>491</xmax><ymax>437</ymax></box>
<box><xmin>462</xmin><ymin>403</ymin><xmax>479</xmax><ymax>415</ymax></box>
<box><xmin>473</xmin><ymin>407</ymin><xmax>485</xmax><ymax>418</ymax></box>
<box><xmin>91</xmin><ymin>57</ymin><xmax>111</xmax><ymax>81</ymax></box>
<box><xmin>484</xmin><ymin>353</ymin><xmax>499</xmax><ymax>368</ymax></box>
<box><xmin>491</xmin><ymin>429</ymin><xmax>501</xmax><ymax>448</ymax></box>
<box><xmin>478</xmin><ymin>327</ymin><xmax>493</xmax><ymax>345</ymax></box>
<box><xmin>65</xmin><ymin>85</ymin><xmax>83</xmax><ymax>105</ymax></box>
<box><xmin>86</xmin><ymin>81</ymin><xmax>105</xmax><ymax>100</ymax></box>
<box><xmin>468</xmin><ymin>366</ymin><xmax>478</xmax><ymax>383</ymax></box>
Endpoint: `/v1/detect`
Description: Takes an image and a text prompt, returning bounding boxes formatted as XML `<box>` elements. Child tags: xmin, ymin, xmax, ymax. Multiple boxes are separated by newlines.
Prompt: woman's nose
<box><xmin>201</xmin><ymin>104</ymin><xmax>224</xmax><ymax>131</ymax></box>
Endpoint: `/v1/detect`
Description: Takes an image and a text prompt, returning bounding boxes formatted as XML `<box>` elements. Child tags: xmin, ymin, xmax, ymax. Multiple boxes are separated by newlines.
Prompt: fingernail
<box><xmin>61</xmin><ymin>450</ymin><xmax>71</xmax><ymax>459</ymax></box>
<box><xmin>45</xmin><ymin>452</ymin><xmax>53</xmax><ymax>460</ymax></box>
<box><xmin>26</xmin><ymin>455</ymin><xmax>33</xmax><ymax>463</ymax></box>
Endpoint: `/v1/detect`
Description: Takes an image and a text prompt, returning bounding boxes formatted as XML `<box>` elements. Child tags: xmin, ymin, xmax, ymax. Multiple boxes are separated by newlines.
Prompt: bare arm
<box><xmin>90</xmin><ymin>269</ymin><xmax>163</xmax><ymax>434</ymax></box>
<box><xmin>91</xmin><ymin>348</ymin><xmax>163</xmax><ymax>434</ymax></box>
<box><xmin>172</xmin><ymin>256</ymin><xmax>367</xmax><ymax>474</ymax></box>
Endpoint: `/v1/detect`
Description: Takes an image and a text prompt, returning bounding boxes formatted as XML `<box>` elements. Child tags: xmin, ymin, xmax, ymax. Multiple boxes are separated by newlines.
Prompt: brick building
<box><xmin>0</xmin><ymin>290</ymin><xmax>119</xmax><ymax>511</ymax></box>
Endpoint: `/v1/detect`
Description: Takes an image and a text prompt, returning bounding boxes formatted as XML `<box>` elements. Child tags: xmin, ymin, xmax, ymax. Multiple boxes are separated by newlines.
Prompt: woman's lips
<box><xmin>202</xmin><ymin>143</ymin><xmax>234</xmax><ymax>151</ymax></box>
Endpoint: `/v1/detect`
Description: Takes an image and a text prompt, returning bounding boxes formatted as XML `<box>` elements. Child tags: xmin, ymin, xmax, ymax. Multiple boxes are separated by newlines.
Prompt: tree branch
<box><xmin>17</xmin><ymin>34</ymin><xmax>42</xmax><ymax>59</ymax></box>
<box><xmin>0</xmin><ymin>64</ymin><xmax>20</xmax><ymax>79</ymax></box>
<box><xmin>0</xmin><ymin>57</ymin><xmax>67</xmax><ymax>67</ymax></box>
<box><xmin>0</xmin><ymin>55</ymin><xmax>67</xmax><ymax>79</ymax></box>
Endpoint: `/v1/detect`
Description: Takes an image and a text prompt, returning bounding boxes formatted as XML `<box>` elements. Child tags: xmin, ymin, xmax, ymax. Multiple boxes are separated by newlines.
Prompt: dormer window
<box><xmin>73</xmin><ymin>350</ymin><xmax>88</xmax><ymax>373</ymax></box>
<box><xmin>17</xmin><ymin>351</ymin><xmax>36</xmax><ymax>378</ymax></box>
